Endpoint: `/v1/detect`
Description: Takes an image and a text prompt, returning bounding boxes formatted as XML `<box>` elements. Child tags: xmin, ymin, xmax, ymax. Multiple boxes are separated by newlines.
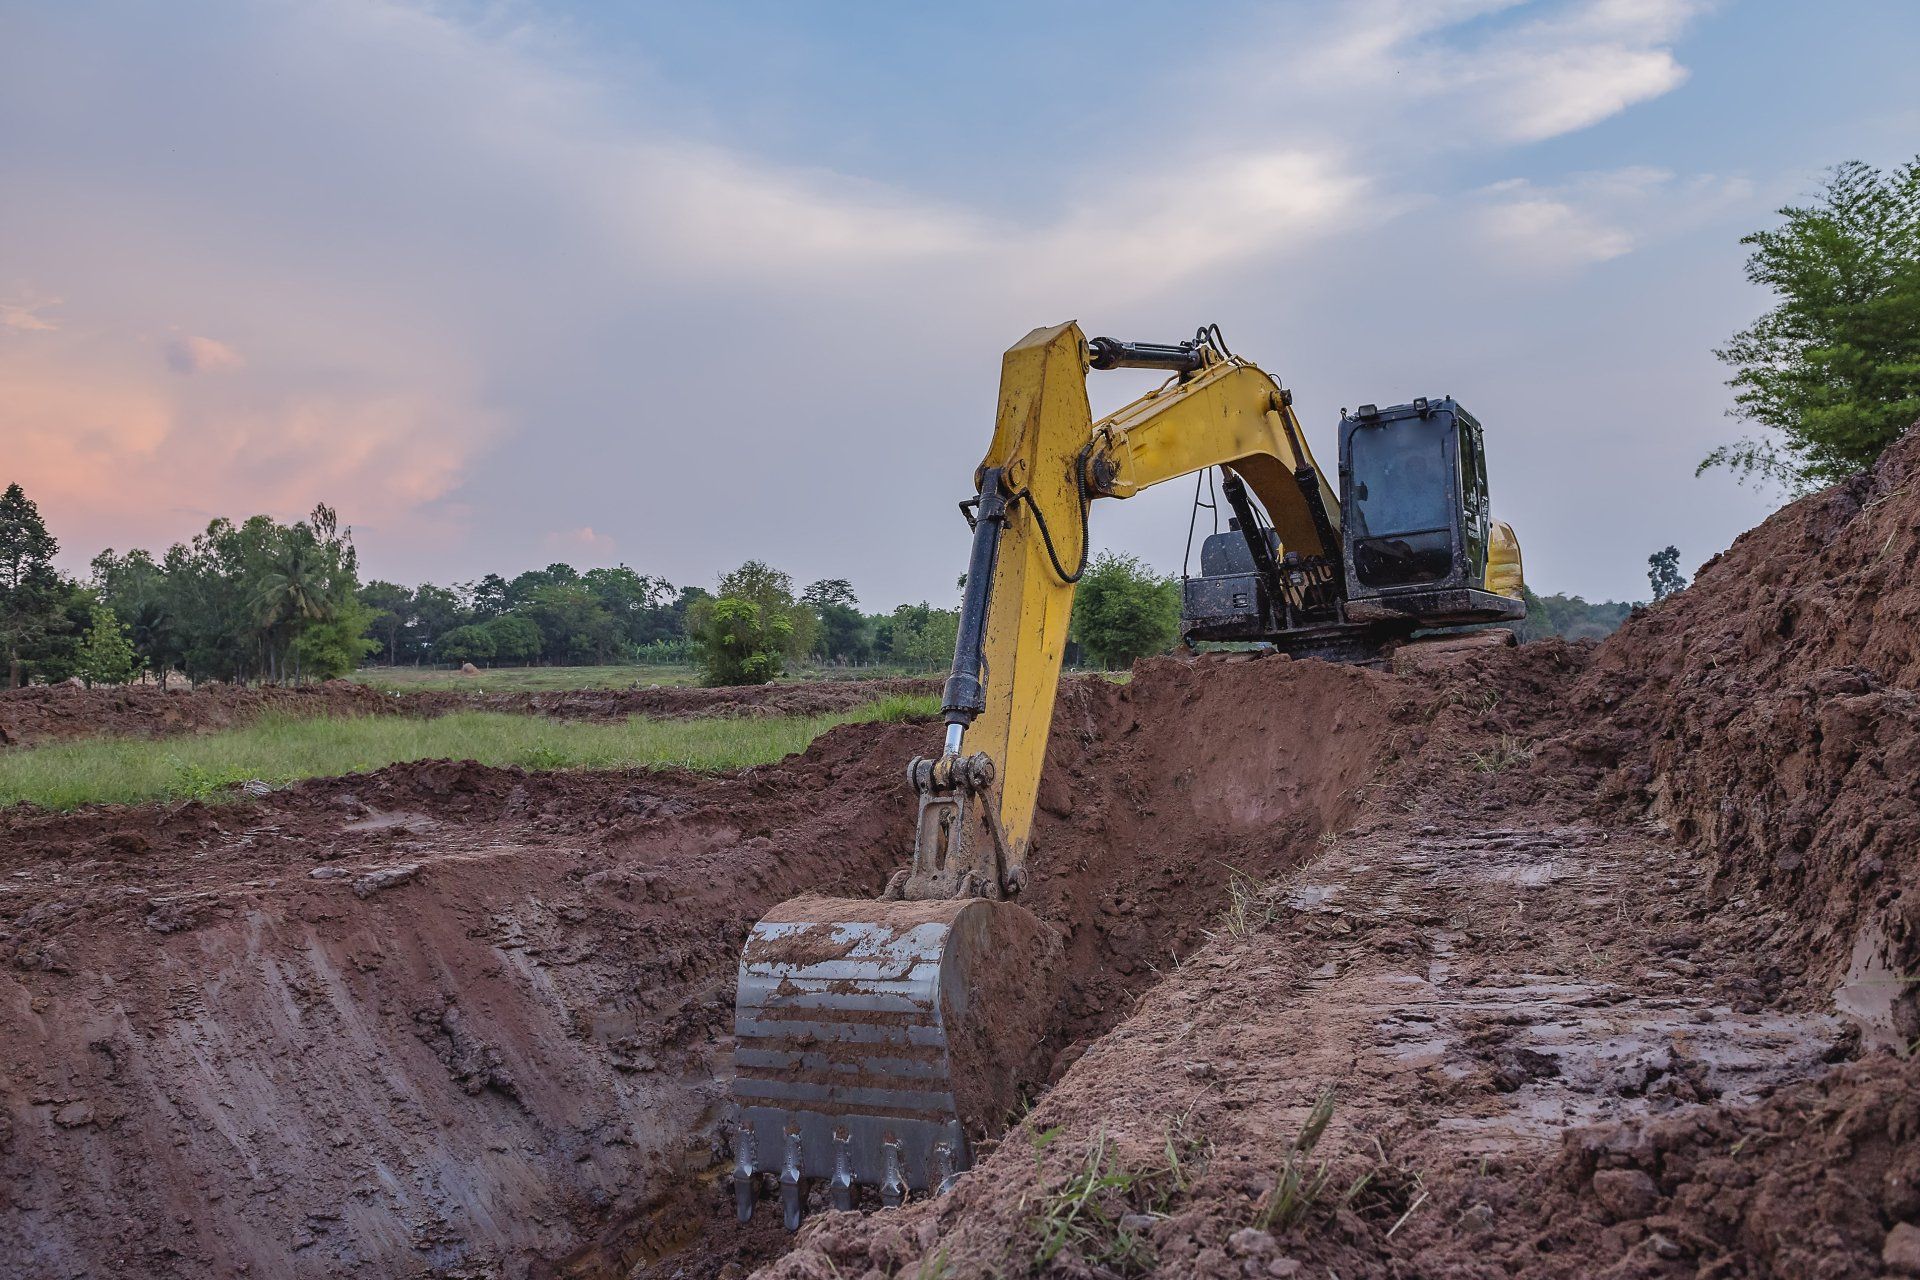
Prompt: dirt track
<box><xmin>7</xmin><ymin>432</ymin><xmax>1920</xmax><ymax>1278</ymax></box>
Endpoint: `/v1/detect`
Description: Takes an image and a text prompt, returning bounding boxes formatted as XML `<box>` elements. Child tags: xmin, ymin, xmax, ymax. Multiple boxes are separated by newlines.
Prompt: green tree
<box><xmin>0</xmin><ymin>483</ymin><xmax>68</xmax><ymax>687</ymax></box>
<box><xmin>358</xmin><ymin>579</ymin><xmax>414</xmax><ymax>664</ymax></box>
<box><xmin>522</xmin><ymin>582</ymin><xmax>617</xmax><ymax>663</ymax></box>
<box><xmin>885</xmin><ymin>602</ymin><xmax>960</xmax><ymax>671</ymax></box>
<box><xmin>803</xmin><ymin>579</ymin><xmax>869</xmax><ymax>663</ymax></box>
<box><xmin>76</xmin><ymin>605</ymin><xmax>138</xmax><ymax>687</ymax></box>
<box><xmin>716</xmin><ymin>561</ymin><xmax>816</xmax><ymax>659</ymax></box>
<box><xmin>482</xmin><ymin>613</ymin><xmax>542</xmax><ymax>664</ymax></box>
<box><xmin>92</xmin><ymin>548</ymin><xmax>178</xmax><ymax>686</ymax></box>
<box><xmin>436</xmin><ymin>623</ymin><xmax>497</xmax><ymax>665</ymax></box>
<box><xmin>1703</xmin><ymin>158</ymin><xmax>1920</xmax><ymax>492</ymax></box>
<box><xmin>690</xmin><ymin>597</ymin><xmax>791</xmax><ymax>685</ymax></box>
<box><xmin>1648</xmin><ymin>547</ymin><xmax>1687</xmax><ymax>601</ymax></box>
<box><xmin>1070</xmin><ymin>551</ymin><xmax>1179</xmax><ymax>668</ymax></box>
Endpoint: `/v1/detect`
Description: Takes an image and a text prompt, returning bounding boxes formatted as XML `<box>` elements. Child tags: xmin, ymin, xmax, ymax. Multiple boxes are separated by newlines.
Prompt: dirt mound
<box><xmin>1573</xmin><ymin>423</ymin><xmax>1920</xmax><ymax>1045</ymax></box>
<box><xmin>0</xmin><ymin>680</ymin><xmax>396</xmax><ymax>748</ymax></box>
<box><xmin>420</xmin><ymin>678</ymin><xmax>941</xmax><ymax>725</ymax></box>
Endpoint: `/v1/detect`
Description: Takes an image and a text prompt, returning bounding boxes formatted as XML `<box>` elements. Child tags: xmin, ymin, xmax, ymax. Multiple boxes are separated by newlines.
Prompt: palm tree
<box><xmin>254</xmin><ymin>534</ymin><xmax>329</xmax><ymax>684</ymax></box>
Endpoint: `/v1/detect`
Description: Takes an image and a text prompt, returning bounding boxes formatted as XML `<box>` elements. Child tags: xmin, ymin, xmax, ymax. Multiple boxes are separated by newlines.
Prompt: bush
<box><xmin>690</xmin><ymin>597</ymin><xmax>791</xmax><ymax>685</ymax></box>
<box><xmin>1071</xmin><ymin>552</ymin><xmax>1179</xmax><ymax>668</ymax></box>
<box><xmin>482</xmin><ymin>613</ymin><xmax>542</xmax><ymax>664</ymax></box>
<box><xmin>436</xmin><ymin>624</ymin><xmax>496</xmax><ymax>665</ymax></box>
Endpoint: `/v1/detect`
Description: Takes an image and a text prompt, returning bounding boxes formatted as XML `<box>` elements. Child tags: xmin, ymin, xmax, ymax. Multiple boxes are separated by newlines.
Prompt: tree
<box><xmin>583</xmin><ymin>565</ymin><xmax>678</xmax><ymax>647</ymax></box>
<box><xmin>804</xmin><ymin>579</ymin><xmax>869</xmax><ymax>663</ymax></box>
<box><xmin>522</xmin><ymin>582</ymin><xmax>617</xmax><ymax>663</ymax></box>
<box><xmin>436</xmin><ymin>624</ymin><xmax>497</xmax><ymax>665</ymax></box>
<box><xmin>358</xmin><ymin>580</ymin><xmax>414</xmax><ymax>664</ymax></box>
<box><xmin>1648</xmin><ymin>546</ymin><xmax>1687</xmax><ymax>601</ymax></box>
<box><xmin>0</xmin><ymin>483</ymin><xmax>67</xmax><ymax>687</ymax></box>
<box><xmin>715</xmin><ymin>561</ymin><xmax>816</xmax><ymax>658</ymax></box>
<box><xmin>1703</xmin><ymin>158</ymin><xmax>1920</xmax><ymax>492</ymax></box>
<box><xmin>1070</xmin><ymin>552</ymin><xmax>1179</xmax><ymax>668</ymax></box>
<box><xmin>92</xmin><ymin>548</ymin><xmax>177</xmax><ymax>685</ymax></box>
<box><xmin>884</xmin><ymin>602</ymin><xmax>959</xmax><ymax>671</ymax></box>
<box><xmin>691</xmin><ymin>597</ymin><xmax>791</xmax><ymax>685</ymax></box>
<box><xmin>1518</xmin><ymin>588</ymin><xmax>1635</xmax><ymax>642</ymax></box>
<box><xmin>482</xmin><ymin>613</ymin><xmax>542</xmax><ymax>665</ymax></box>
<box><xmin>76</xmin><ymin>605</ymin><xmax>138</xmax><ymax>687</ymax></box>
<box><xmin>802</xmin><ymin>579</ymin><xmax>858</xmax><ymax>610</ymax></box>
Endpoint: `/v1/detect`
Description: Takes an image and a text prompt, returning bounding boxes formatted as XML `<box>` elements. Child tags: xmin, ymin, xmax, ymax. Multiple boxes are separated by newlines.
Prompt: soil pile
<box><xmin>410</xmin><ymin>679</ymin><xmax>941</xmax><ymax>726</ymax></box>
<box><xmin>0</xmin><ymin>678</ymin><xmax>942</xmax><ymax>751</ymax></box>
<box><xmin>0</xmin><ymin>681</ymin><xmax>396</xmax><ymax>748</ymax></box>
<box><xmin>1575</xmin><ymin>424</ymin><xmax>1920</xmax><ymax>1045</ymax></box>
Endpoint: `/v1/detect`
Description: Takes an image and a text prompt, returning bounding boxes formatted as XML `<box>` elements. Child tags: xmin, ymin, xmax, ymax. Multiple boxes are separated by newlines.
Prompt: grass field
<box><xmin>0</xmin><ymin>694</ymin><xmax>938</xmax><ymax>810</ymax></box>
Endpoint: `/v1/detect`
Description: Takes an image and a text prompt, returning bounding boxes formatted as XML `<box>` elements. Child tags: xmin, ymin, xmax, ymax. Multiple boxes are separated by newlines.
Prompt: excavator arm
<box><xmin>729</xmin><ymin>322</ymin><xmax>1358</xmax><ymax>1228</ymax></box>
<box><xmin>934</xmin><ymin>321</ymin><xmax>1336</xmax><ymax>892</ymax></box>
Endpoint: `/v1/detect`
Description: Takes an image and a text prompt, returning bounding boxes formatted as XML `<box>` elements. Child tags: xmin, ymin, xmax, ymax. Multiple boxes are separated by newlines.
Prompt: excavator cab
<box><xmin>1180</xmin><ymin>395</ymin><xmax>1523</xmax><ymax>655</ymax></box>
<box><xmin>1335</xmin><ymin>397</ymin><xmax>1523</xmax><ymax>630</ymax></box>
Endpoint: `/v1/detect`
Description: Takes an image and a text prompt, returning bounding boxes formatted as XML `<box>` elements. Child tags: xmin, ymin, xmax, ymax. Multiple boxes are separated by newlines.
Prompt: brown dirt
<box><xmin>9</xmin><ymin>428</ymin><xmax>1920</xmax><ymax>1280</ymax></box>
<box><xmin>0</xmin><ymin>678</ymin><xmax>941</xmax><ymax>751</ymax></box>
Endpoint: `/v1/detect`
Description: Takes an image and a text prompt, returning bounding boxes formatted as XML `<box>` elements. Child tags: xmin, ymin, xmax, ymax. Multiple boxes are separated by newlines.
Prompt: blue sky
<box><xmin>4</xmin><ymin>0</ymin><xmax>1918</xmax><ymax>607</ymax></box>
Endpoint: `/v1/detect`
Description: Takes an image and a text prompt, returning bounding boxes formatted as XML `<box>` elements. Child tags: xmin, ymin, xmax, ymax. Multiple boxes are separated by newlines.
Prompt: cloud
<box><xmin>1</xmin><ymin>292</ymin><xmax>61</xmax><ymax>333</ymax></box>
<box><xmin>164</xmin><ymin>335</ymin><xmax>245</xmax><ymax>375</ymax></box>
<box><xmin>545</xmin><ymin>526</ymin><xmax>615</xmax><ymax>557</ymax></box>
<box><xmin>1475</xmin><ymin>167</ymin><xmax>1753</xmax><ymax>269</ymax></box>
<box><xmin>0</xmin><ymin>0</ymin><xmax>1743</xmax><ymax>600</ymax></box>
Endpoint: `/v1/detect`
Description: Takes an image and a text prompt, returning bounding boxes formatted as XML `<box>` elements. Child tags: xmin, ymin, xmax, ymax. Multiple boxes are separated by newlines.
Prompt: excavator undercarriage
<box><xmin>729</xmin><ymin>322</ymin><xmax>1527</xmax><ymax>1226</ymax></box>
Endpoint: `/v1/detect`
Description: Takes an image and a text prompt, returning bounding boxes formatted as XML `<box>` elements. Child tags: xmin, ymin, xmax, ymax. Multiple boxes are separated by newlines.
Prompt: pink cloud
<box><xmin>544</xmin><ymin>525</ymin><xmax>615</xmax><ymax>557</ymax></box>
<box><xmin>164</xmin><ymin>334</ymin><xmax>245</xmax><ymax>375</ymax></box>
<box><xmin>1</xmin><ymin>336</ymin><xmax>495</xmax><ymax>568</ymax></box>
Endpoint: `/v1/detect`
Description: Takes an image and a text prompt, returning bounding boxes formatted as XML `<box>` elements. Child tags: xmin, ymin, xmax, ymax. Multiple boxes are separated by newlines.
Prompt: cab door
<box><xmin>1458</xmin><ymin>418</ymin><xmax>1491</xmax><ymax>582</ymax></box>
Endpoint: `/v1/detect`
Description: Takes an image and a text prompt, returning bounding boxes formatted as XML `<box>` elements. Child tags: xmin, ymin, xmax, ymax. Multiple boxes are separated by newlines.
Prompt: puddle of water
<box><xmin>1833</xmin><ymin>921</ymin><xmax>1909</xmax><ymax>1053</ymax></box>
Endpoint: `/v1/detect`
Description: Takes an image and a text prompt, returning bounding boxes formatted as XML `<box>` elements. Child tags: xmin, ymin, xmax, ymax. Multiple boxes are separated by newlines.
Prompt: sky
<box><xmin>4</xmin><ymin>0</ymin><xmax>1918</xmax><ymax>609</ymax></box>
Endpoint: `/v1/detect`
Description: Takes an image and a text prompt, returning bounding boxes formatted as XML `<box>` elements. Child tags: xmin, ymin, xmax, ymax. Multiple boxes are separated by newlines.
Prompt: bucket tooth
<box><xmin>780</xmin><ymin>1126</ymin><xmax>807</xmax><ymax>1231</ymax></box>
<box><xmin>732</xmin><ymin>1119</ymin><xmax>757</xmax><ymax>1223</ymax></box>
<box><xmin>830</xmin><ymin>1129</ymin><xmax>855</xmax><ymax>1211</ymax></box>
<box><xmin>931</xmin><ymin>1140</ymin><xmax>957</xmax><ymax>1195</ymax></box>
<box><xmin>880</xmin><ymin>1136</ymin><xmax>908</xmax><ymax>1208</ymax></box>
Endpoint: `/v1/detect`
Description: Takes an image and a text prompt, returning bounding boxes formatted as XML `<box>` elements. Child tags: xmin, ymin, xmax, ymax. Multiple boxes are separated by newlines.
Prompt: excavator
<box><xmin>729</xmin><ymin>322</ymin><xmax>1526</xmax><ymax>1228</ymax></box>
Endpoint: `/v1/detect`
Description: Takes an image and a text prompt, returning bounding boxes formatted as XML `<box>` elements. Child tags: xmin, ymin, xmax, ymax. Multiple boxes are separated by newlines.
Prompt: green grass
<box><xmin>0</xmin><ymin>695</ymin><xmax>939</xmax><ymax>810</ymax></box>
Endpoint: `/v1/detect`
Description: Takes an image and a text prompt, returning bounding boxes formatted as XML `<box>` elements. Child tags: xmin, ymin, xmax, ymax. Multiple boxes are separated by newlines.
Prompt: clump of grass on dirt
<box><xmin>1465</xmin><ymin>734</ymin><xmax>1536</xmax><ymax>773</ymax></box>
<box><xmin>0</xmin><ymin>695</ymin><xmax>938</xmax><ymax>810</ymax></box>
<box><xmin>1024</xmin><ymin>1121</ymin><xmax>1206</xmax><ymax>1275</ymax></box>
<box><xmin>1205</xmin><ymin>864</ymin><xmax>1278</xmax><ymax>942</ymax></box>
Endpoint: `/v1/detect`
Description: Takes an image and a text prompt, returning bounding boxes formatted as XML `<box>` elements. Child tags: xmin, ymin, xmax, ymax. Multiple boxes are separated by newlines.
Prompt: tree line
<box><xmin>2</xmin><ymin>484</ymin><xmax>369</xmax><ymax>689</ymax></box>
<box><xmin>0</xmin><ymin>479</ymin><xmax>1188</xmax><ymax>690</ymax></box>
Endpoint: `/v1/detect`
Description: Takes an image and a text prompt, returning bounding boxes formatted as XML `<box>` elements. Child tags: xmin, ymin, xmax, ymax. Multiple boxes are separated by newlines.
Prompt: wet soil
<box><xmin>0</xmin><ymin>678</ymin><xmax>941</xmax><ymax>750</ymax></box>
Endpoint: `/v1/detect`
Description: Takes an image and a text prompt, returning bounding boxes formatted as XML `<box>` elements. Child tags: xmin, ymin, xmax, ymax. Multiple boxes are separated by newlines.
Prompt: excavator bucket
<box><xmin>729</xmin><ymin>894</ymin><xmax>1059</xmax><ymax>1228</ymax></box>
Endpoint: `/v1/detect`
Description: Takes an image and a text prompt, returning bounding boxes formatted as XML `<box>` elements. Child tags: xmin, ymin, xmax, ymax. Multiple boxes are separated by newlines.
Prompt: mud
<box><xmin>10</xmin><ymin>428</ymin><xmax>1920</xmax><ymax>1279</ymax></box>
<box><xmin>0</xmin><ymin>677</ymin><xmax>940</xmax><ymax>750</ymax></box>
